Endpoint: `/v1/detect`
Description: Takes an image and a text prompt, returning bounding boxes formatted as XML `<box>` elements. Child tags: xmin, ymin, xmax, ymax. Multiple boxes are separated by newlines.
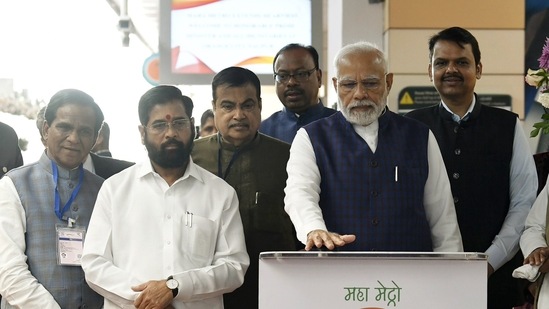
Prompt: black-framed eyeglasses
<box><xmin>274</xmin><ymin>68</ymin><xmax>317</xmax><ymax>84</ymax></box>
<box><xmin>145</xmin><ymin>118</ymin><xmax>191</xmax><ymax>134</ymax></box>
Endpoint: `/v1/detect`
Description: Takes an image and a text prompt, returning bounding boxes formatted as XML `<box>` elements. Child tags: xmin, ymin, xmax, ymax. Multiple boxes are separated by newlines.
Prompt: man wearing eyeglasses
<box><xmin>191</xmin><ymin>66</ymin><xmax>300</xmax><ymax>309</ymax></box>
<box><xmin>284</xmin><ymin>41</ymin><xmax>463</xmax><ymax>254</ymax></box>
<box><xmin>260</xmin><ymin>43</ymin><xmax>336</xmax><ymax>144</ymax></box>
<box><xmin>82</xmin><ymin>85</ymin><xmax>249</xmax><ymax>309</ymax></box>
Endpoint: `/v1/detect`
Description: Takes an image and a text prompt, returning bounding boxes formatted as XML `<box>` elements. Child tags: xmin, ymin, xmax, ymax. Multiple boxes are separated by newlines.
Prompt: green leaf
<box><xmin>532</xmin><ymin>127</ymin><xmax>541</xmax><ymax>137</ymax></box>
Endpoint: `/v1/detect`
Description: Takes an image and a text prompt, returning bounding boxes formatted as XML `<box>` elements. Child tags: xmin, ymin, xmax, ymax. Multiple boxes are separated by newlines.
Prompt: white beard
<box><xmin>338</xmin><ymin>96</ymin><xmax>387</xmax><ymax>126</ymax></box>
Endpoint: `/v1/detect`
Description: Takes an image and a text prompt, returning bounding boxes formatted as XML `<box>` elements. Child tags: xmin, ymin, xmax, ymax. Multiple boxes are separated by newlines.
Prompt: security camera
<box><xmin>118</xmin><ymin>16</ymin><xmax>132</xmax><ymax>47</ymax></box>
<box><xmin>118</xmin><ymin>16</ymin><xmax>131</xmax><ymax>32</ymax></box>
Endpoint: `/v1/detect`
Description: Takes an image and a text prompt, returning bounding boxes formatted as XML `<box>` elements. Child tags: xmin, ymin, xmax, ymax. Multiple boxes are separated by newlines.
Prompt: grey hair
<box><xmin>333</xmin><ymin>41</ymin><xmax>387</xmax><ymax>74</ymax></box>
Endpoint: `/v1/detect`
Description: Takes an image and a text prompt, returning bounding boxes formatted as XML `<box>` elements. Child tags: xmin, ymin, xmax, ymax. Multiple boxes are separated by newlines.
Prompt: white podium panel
<box><xmin>259</xmin><ymin>251</ymin><xmax>487</xmax><ymax>308</ymax></box>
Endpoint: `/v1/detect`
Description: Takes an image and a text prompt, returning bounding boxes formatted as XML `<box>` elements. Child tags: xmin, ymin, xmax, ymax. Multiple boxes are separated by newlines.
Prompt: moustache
<box><xmin>284</xmin><ymin>89</ymin><xmax>303</xmax><ymax>96</ymax></box>
<box><xmin>348</xmin><ymin>100</ymin><xmax>376</xmax><ymax>109</ymax></box>
<box><xmin>228</xmin><ymin>122</ymin><xmax>249</xmax><ymax>128</ymax></box>
<box><xmin>442</xmin><ymin>73</ymin><xmax>463</xmax><ymax>80</ymax></box>
<box><xmin>161</xmin><ymin>139</ymin><xmax>184</xmax><ymax>149</ymax></box>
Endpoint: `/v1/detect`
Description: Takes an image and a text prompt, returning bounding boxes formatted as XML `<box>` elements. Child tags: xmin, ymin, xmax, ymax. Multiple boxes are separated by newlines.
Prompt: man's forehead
<box><xmin>276</xmin><ymin>50</ymin><xmax>314</xmax><ymax>68</ymax></box>
<box><xmin>433</xmin><ymin>41</ymin><xmax>473</xmax><ymax>55</ymax></box>
<box><xmin>53</xmin><ymin>104</ymin><xmax>96</xmax><ymax>119</ymax></box>
<box><xmin>215</xmin><ymin>85</ymin><xmax>258</xmax><ymax>103</ymax></box>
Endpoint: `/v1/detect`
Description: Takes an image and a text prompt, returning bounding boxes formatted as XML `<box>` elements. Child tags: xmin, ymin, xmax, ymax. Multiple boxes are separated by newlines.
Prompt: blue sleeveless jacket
<box><xmin>305</xmin><ymin>110</ymin><xmax>433</xmax><ymax>251</ymax></box>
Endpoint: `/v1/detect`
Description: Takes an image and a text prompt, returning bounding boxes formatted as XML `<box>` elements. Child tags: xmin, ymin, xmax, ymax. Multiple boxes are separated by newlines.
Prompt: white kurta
<box><xmin>82</xmin><ymin>158</ymin><xmax>249</xmax><ymax>309</ymax></box>
<box><xmin>521</xmin><ymin>180</ymin><xmax>549</xmax><ymax>308</ymax></box>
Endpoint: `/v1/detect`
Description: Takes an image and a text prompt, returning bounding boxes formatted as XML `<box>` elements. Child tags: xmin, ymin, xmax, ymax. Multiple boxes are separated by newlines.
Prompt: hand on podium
<box><xmin>305</xmin><ymin>230</ymin><xmax>356</xmax><ymax>251</ymax></box>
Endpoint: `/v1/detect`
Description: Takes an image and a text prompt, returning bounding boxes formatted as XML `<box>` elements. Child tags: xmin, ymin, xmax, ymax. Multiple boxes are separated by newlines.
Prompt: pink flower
<box><xmin>527</xmin><ymin>37</ymin><xmax>549</xmax><ymax>137</ymax></box>
<box><xmin>539</xmin><ymin>37</ymin><xmax>549</xmax><ymax>70</ymax></box>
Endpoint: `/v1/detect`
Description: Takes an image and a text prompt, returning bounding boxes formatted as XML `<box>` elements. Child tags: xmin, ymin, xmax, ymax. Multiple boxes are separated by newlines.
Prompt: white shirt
<box><xmin>520</xmin><ymin>181</ymin><xmax>549</xmax><ymax>307</ymax></box>
<box><xmin>284</xmin><ymin>121</ymin><xmax>463</xmax><ymax>252</ymax></box>
<box><xmin>442</xmin><ymin>98</ymin><xmax>537</xmax><ymax>270</ymax></box>
<box><xmin>83</xmin><ymin>153</ymin><xmax>95</xmax><ymax>174</ymax></box>
<box><xmin>81</xmin><ymin>158</ymin><xmax>249</xmax><ymax>309</ymax></box>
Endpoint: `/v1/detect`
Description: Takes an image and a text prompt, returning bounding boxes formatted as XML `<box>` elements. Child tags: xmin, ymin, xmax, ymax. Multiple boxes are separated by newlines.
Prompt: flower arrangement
<box><xmin>527</xmin><ymin>37</ymin><xmax>549</xmax><ymax>137</ymax></box>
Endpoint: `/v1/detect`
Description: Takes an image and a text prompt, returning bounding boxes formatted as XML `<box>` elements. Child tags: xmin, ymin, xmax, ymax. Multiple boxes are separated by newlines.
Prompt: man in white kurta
<box><xmin>82</xmin><ymin>85</ymin><xmax>248</xmax><ymax>309</ymax></box>
<box><xmin>520</xmin><ymin>181</ymin><xmax>549</xmax><ymax>307</ymax></box>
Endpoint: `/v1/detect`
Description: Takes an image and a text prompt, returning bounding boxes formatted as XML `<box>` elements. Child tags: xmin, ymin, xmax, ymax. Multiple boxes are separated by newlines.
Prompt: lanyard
<box><xmin>52</xmin><ymin>161</ymin><xmax>84</xmax><ymax>221</ymax></box>
<box><xmin>217</xmin><ymin>138</ymin><xmax>240</xmax><ymax>180</ymax></box>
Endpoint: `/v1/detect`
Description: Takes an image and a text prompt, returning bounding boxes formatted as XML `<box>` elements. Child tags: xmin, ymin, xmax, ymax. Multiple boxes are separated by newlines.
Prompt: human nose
<box><xmin>353</xmin><ymin>83</ymin><xmax>370</xmax><ymax>100</ymax></box>
<box><xmin>164</xmin><ymin>122</ymin><xmax>179</xmax><ymax>137</ymax></box>
<box><xmin>286</xmin><ymin>74</ymin><xmax>299</xmax><ymax>85</ymax></box>
<box><xmin>232</xmin><ymin>106</ymin><xmax>246</xmax><ymax>120</ymax></box>
<box><xmin>446</xmin><ymin>62</ymin><xmax>459</xmax><ymax>73</ymax></box>
<box><xmin>66</xmin><ymin>130</ymin><xmax>80</xmax><ymax>143</ymax></box>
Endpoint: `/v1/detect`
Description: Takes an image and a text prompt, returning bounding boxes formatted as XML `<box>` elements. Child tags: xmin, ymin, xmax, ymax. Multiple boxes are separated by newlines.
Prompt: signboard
<box><xmin>259</xmin><ymin>251</ymin><xmax>487</xmax><ymax>309</ymax></box>
<box><xmin>398</xmin><ymin>86</ymin><xmax>512</xmax><ymax>114</ymax></box>
<box><xmin>159</xmin><ymin>0</ymin><xmax>322</xmax><ymax>85</ymax></box>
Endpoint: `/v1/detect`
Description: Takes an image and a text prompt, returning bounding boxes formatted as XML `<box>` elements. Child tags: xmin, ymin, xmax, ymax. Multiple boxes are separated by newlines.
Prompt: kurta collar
<box><xmin>137</xmin><ymin>156</ymin><xmax>204</xmax><ymax>183</ymax></box>
<box><xmin>282</xmin><ymin>100</ymin><xmax>325</xmax><ymax>118</ymax></box>
<box><xmin>217</xmin><ymin>131</ymin><xmax>260</xmax><ymax>152</ymax></box>
<box><xmin>41</xmin><ymin>150</ymin><xmax>82</xmax><ymax>180</ymax></box>
<box><xmin>439</xmin><ymin>94</ymin><xmax>480</xmax><ymax>123</ymax></box>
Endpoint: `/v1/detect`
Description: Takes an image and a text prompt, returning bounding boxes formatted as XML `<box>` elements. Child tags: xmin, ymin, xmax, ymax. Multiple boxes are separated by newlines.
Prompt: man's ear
<box><xmin>385</xmin><ymin>73</ymin><xmax>394</xmax><ymax>92</ymax></box>
<box><xmin>332</xmin><ymin>77</ymin><xmax>338</xmax><ymax>92</ymax></box>
<box><xmin>428</xmin><ymin>63</ymin><xmax>433</xmax><ymax>82</ymax></box>
<box><xmin>316</xmin><ymin>69</ymin><xmax>322</xmax><ymax>86</ymax></box>
<box><xmin>43</xmin><ymin>121</ymin><xmax>50</xmax><ymax>141</ymax></box>
<box><xmin>476</xmin><ymin>62</ymin><xmax>483</xmax><ymax>79</ymax></box>
<box><xmin>138</xmin><ymin>125</ymin><xmax>146</xmax><ymax>145</ymax></box>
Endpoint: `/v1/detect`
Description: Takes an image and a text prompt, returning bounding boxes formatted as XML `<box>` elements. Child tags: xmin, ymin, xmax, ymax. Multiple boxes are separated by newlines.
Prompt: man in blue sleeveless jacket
<box><xmin>260</xmin><ymin>44</ymin><xmax>336</xmax><ymax>143</ymax></box>
<box><xmin>406</xmin><ymin>27</ymin><xmax>537</xmax><ymax>308</ymax></box>
<box><xmin>284</xmin><ymin>41</ymin><xmax>463</xmax><ymax>253</ymax></box>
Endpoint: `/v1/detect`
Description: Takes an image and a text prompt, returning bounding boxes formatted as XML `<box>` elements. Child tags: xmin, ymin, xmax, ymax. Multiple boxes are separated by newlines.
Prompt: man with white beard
<box><xmin>283</xmin><ymin>41</ymin><xmax>463</xmax><ymax>253</ymax></box>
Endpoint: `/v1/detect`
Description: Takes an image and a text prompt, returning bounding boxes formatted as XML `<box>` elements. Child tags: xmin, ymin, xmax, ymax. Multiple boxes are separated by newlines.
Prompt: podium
<box><xmin>259</xmin><ymin>251</ymin><xmax>487</xmax><ymax>308</ymax></box>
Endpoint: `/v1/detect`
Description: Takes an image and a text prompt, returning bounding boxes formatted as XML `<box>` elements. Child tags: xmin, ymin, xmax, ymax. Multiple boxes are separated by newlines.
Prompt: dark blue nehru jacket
<box><xmin>305</xmin><ymin>111</ymin><xmax>433</xmax><ymax>251</ymax></box>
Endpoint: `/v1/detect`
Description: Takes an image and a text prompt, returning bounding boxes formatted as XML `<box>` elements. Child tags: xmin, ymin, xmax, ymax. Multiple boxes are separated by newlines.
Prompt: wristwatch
<box><xmin>166</xmin><ymin>275</ymin><xmax>179</xmax><ymax>298</ymax></box>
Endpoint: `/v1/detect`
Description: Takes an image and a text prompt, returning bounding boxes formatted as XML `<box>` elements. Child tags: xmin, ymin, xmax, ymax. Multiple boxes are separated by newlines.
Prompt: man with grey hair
<box><xmin>0</xmin><ymin>89</ymin><xmax>106</xmax><ymax>308</ymax></box>
<box><xmin>284</xmin><ymin>41</ymin><xmax>463</xmax><ymax>253</ymax></box>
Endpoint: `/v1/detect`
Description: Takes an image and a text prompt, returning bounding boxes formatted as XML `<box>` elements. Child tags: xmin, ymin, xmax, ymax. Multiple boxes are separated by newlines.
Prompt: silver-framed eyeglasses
<box><xmin>274</xmin><ymin>68</ymin><xmax>317</xmax><ymax>83</ymax></box>
<box><xmin>145</xmin><ymin>118</ymin><xmax>191</xmax><ymax>134</ymax></box>
<box><xmin>336</xmin><ymin>76</ymin><xmax>385</xmax><ymax>93</ymax></box>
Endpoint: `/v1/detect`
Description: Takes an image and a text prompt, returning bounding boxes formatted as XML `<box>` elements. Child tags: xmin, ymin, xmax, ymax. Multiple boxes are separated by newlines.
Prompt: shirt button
<box><xmin>2</xmin><ymin>167</ymin><xmax>7</xmax><ymax>173</ymax></box>
<box><xmin>167</xmin><ymin>241</ymin><xmax>171</xmax><ymax>245</ymax></box>
<box><xmin>454</xmin><ymin>148</ymin><xmax>461</xmax><ymax>155</ymax></box>
<box><xmin>68</xmin><ymin>182</ymin><xmax>74</xmax><ymax>189</ymax></box>
<box><xmin>371</xmin><ymin>190</ymin><xmax>379</xmax><ymax>197</ymax></box>
<box><xmin>72</xmin><ymin>205</ymin><xmax>78</xmax><ymax>211</ymax></box>
<box><xmin>167</xmin><ymin>215</ymin><xmax>171</xmax><ymax>220</ymax></box>
<box><xmin>454</xmin><ymin>126</ymin><xmax>459</xmax><ymax>133</ymax></box>
<box><xmin>369</xmin><ymin>160</ymin><xmax>378</xmax><ymax>167</ymax></box>
<box><xmin>372</xmin><ymin>218</ymin><xmax>379</xmax><ymax>225</ymax></box>
<box><xmin>454</xmin><ymin>197</ymin><xmax>459</xmax><ymax>204</ymax></box>
<box><xmin>453</xmin><ymin>172</ymin><xmax>460</xmax><ymax>180</ymax></box>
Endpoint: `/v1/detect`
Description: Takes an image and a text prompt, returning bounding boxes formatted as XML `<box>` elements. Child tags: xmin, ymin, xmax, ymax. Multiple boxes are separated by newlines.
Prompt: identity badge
<box><xmin>56</xmin><ymin>225</ymin><xmax>86</xmax><ymax>266</ymax></box>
